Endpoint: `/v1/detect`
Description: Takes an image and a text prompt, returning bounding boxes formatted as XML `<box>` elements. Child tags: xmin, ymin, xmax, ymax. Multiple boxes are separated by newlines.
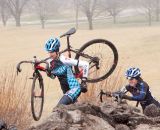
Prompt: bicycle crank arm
<box><xmin>34</xmin><ymin>96</ymin><xmax>43</xmax><ymax>98</ymax></box>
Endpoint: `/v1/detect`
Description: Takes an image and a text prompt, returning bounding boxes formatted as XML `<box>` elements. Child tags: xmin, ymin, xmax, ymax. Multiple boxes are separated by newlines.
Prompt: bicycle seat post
<box><xmin>67</xmin><ymin>36</ymin><xmax>71</xmax><ymax>58</ymax></box>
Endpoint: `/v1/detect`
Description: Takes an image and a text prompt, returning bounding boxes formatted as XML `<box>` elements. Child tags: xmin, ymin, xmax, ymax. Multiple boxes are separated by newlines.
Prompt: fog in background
<box><xmin>0</xmin><ymin>0</ymin><xmax>160</xmax><ymax>29</ymax></box>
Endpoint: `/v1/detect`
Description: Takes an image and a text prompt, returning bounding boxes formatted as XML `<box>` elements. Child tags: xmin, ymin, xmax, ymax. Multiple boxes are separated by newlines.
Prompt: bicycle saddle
<box><xmin>60</xmin><ymin>28</ymin><xmax>76</xmax><ymax>38</ymax></box>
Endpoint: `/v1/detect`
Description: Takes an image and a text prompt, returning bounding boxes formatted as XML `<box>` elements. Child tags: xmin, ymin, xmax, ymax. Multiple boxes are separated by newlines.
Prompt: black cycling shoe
<box><xmin>81</xmin><ymin>79</ymin><xmax>88</xmax><ymax>93</ymax></box>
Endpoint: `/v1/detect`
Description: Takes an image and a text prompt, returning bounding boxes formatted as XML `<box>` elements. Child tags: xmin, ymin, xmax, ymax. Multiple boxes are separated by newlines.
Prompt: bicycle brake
<box><xmin>16</xmin><ymin>68</ymin><xmax>21</xmax><ymax>75</ymax></box>
<box><xmin>97</xmin><ymin>90</ymin><xmax>106</xmax><ymax>103</ymax></box>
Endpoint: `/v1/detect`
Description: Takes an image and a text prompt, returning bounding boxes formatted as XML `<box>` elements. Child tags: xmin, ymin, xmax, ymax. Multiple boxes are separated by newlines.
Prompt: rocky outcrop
<box><xmin>29</xmin><ymin>101</ymin><xmax>160</xmax><ymax>130</ymax></box>
<box><xmin>0</xmin><ymin>120</ymin><xmax>17</xmax><ymax>130</ymax></box>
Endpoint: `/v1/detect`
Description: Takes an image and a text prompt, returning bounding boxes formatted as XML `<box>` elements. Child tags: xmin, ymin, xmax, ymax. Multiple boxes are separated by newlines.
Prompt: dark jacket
<box><xmin>123</xmin><ymin>79</ymin><xmax>160</xmax><ymax>110</ymax></box>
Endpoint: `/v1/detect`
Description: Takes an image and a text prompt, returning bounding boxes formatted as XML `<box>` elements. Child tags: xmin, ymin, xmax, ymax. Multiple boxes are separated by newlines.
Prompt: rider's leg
<box><xmin>57</xmin><ymin>95</ymin><xmax>73</xmax><ymax>105</ymax></box>
<box><xmin>57</xmin><ymin>87</ymin><xmax>81</xmax><ymax>106</ymax></box>
<box><xmin>57</xmin><ymin>72</ymin><xmax>81</xmax><ymax>106</ymax></box>
<box><xmin>152</xmin><ymin>99</ymin><xmax>160</xmax><ymax>108</ymax></box>
<box><xmin>66</xmin><ymin>87</ymin><xmax>81</xmax><ymax>102</ymax></box>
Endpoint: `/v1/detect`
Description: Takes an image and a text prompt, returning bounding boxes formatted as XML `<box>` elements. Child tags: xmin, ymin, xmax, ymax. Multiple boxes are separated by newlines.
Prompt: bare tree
<box><xmin>6</xmin><ymin>0</ymin><xmax>29</xmax><ymax>27</ymax></box>
<box><xmin>138</xmin><ymin>0</ymin><xmax>155</xmax><ymax>26</ymax></box>
<box><xmin>0</xmin><ymin>0</ymin><xmax>10</xmax><ymax>26</ymax></box>
<box><xmin>79</xmin><ymin>0</ymin><xmax>97</xmax><ymax>30</ymax></box>
<box><xmin>102</xmin><ymin>0</ymin><xmax>127</xmax><ymax>24</ymax></box>
<box><xmin>32</xmin><ymin>0</ymin><xmax>59</xmax><ymax>29</ymax></box>
<box><xmin>35</xmin><ymin>0</ymin><xmax>47</xmax><ymax>29</ymax></box>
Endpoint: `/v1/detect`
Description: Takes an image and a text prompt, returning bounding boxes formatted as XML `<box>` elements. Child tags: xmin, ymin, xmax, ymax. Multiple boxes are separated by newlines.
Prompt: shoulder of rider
<box><xmin>138</xmin><ymin>80</ymin><xmax>149</xmax><ymax>91</ymax></box>
<box><xmin>59</xmin><ymin>54</ymin><xmax>71</xmax><ymax>65</ymax></box>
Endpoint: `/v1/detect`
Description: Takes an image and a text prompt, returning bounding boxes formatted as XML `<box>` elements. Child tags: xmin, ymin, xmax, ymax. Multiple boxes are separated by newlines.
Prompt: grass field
<box><xmin>0</xmin><ymin>25</ymin><xmax>160</xmax><ymax>123</ymax></box>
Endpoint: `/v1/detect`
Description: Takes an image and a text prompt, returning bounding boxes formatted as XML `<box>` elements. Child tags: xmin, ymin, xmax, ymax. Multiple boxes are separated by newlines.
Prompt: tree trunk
<box><xmin>15</xmin><ymin>14</ymin><xmax>21</xmax><ymax>27</ymax></box>
<box><xmin>113</xmin><ymin>15</ymin><xmax>116</xmax><ymax>24</ymax></box>
<box><xmin>1</xmin><ymin>9</ymin><xmax>7</xmax><ymax>26</ymax></box>
<box><xmin>74</xmin><ymin>0</ymin><xmax>79</xmax><ymax>29</ymax></box>
<box><xmin>75</xmin><ymin>4</ymin><xmax>79</xmax><ymax>29</ymax></box>
<box><xmin>87</xmin><ymin>13</ymin><xmax>93</xmax><ymax>30</ymax></box>
<box><xmin>88</xmin><ymin>17</ymin><xmax>93</xmax><ymax>30</ymax></box>
<box><xmin>148</xmin><ymin>8</ymin><xmax>152</xmax><ymax>26</ymax></box>
<box><xmin>156</xmin><ymin>0</ymin><xmax>160</xmax><ymax>21</ymax></box>
<box><xmin>113</xmin><ymin>9</ymin><xmax>117</xmax><ymax>24</ymax></box>
<box><xmin>41</xmin><ymin>18</ymin><xmax>45</xmax><ymax>29</ymax></box>
<box><xmin>2</xmin><ymin>17</ymin><xmax>7</xmax><ymax>26</ymax></box>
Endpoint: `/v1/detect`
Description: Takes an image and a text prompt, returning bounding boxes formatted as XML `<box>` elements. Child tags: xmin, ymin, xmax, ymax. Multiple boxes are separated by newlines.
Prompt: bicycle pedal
<box><xmin>29</xmin><ymin>77</ymin><xmax>34</xmax><ymax>79</ymax></box>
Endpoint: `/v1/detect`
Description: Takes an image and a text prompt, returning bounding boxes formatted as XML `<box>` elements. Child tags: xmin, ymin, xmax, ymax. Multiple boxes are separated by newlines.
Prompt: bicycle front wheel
<box><xmin>75</xmin><ymin>39</ymin><xmax>118</xmax><ymax>83</ymax></box>
<box><xmin>31</xmin><ymin>73</ymin><xmax>44</xmax><ymax>121</ymax></box>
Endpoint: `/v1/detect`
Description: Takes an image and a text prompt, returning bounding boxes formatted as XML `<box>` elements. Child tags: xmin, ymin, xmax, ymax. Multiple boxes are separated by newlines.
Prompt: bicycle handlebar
<box><xmin>16</xmin><ymin>57</ymin><xmax>50</xmax><ymax>75</ymax></box>
<box><xmin>98</xmin><ymin>89</ymin><xmax>123</xmax><ymax>103</ymax></box>
<box><xmin>98</xmin><ymin>89</ymin><xmax>140</xmax><ymax>107</ymax></box>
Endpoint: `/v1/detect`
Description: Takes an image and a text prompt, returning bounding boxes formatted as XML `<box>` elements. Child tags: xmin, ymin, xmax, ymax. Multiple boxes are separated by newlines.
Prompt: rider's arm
<box><xmin>131</xmin><ymin>83</ymin><xmax>147</xmax><ymax>101</ymax></box>
<box><xmin>59</xmin><ymin>55</ymin><xmax>89</xmax><ymax>78</ymax></box>
<box><xmin>46</xmin><ymin>58</ymin><xmax>56</xmax><ymax>79</ymax></box>
<box><xmin>122</xmin><ymin>83</ymin><xmax>147</xmax><ymax>101</ymax></box>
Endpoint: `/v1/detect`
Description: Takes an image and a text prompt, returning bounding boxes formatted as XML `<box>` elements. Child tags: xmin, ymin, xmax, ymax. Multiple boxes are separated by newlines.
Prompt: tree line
<box><xmin>0</xmin><ymin>0</ymin><xmax>159</xmax><ymax>29</ymax></box>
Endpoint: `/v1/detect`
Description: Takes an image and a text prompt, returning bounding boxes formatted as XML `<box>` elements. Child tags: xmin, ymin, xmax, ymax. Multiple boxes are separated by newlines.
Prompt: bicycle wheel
<box><xmin>75</xmin><ymin>39</ymin><xmax>118</xmax><ymax>83</ymax></box>
<box><xmin>31</xmin><ymin>73</ymin><xmax>44</xmax><ymax>121</ymax></box>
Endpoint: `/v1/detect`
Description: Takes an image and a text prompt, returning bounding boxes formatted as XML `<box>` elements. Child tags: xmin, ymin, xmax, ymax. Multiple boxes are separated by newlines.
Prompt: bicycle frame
<box><xmin>60</xmin><ymin>45</ymin><xmax>93</xmax><ymax>59</ymax></box>
<box><xmin>33</xmin><ymin>66</ymin><xmax>44</xmax><ymax>80</ymax></box>
<box><xmin>60</xmin><ymin>36</ymin><xmax>100</xmax><ymax>70</ymax></box>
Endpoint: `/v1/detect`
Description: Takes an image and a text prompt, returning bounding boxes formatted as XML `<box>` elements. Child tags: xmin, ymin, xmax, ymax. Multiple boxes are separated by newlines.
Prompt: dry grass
<box><xmin>0</xmin><ymin>66</ymin><xmax>32</xmax><ymax>129</ymax></box>
<box><xmin>79</xmin><ymin>65</ymin><xmax>126</xmax><ymax>104</ymax></box>
<box><xmin>0</xmin><ymin>26</ymin><xmax>160</xmax><ymax>121</ymax></box>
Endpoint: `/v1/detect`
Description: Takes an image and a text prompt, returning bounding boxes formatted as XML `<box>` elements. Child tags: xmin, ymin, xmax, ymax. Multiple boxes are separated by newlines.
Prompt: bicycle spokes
<box><xmin>74</xmin><ymin>39</ymin><xmax>118</xmax><ymax>83</ymax></box>
<box><xmin>33</xmin><ymin>90</ymin><xmax>43</xmax><ymax>98</ymax></box>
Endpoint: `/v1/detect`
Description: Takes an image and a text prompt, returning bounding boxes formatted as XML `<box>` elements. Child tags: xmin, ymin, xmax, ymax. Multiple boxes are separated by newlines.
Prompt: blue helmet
<box><xmin>45</xmin><ymin>37</ymin><xmax>60</xmax><ymax>52</ymax></box>
<box><xmin>125</xmin><ymin>67</ymin><xmax>141</xmax><ymax>79</ymax></box>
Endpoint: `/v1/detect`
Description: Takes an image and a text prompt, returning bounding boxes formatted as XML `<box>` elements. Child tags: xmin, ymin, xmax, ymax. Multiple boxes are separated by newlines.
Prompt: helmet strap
<box><xmin>56</xmin><ymin>52</ymin><xmax>60</xmax><ymax>59</ymax></box>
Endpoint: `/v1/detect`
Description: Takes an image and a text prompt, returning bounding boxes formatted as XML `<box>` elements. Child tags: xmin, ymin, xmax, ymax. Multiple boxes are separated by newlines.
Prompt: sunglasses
<box><xmin>127</xmin><ymin>77</ymin><xmax>135</xmax><ymax>80</ymax></box>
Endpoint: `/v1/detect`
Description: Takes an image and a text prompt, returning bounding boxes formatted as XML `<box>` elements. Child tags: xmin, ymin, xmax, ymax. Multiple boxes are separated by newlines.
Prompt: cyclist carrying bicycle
<box><xmin>45</xmin><ymin>37</ymin><xmax>89</xmax><ymax>105</ymax></box>
<box><xmin>119</xmin><ymin>67</ymin><xmax>160</xmax><ymax>111</ymax></box>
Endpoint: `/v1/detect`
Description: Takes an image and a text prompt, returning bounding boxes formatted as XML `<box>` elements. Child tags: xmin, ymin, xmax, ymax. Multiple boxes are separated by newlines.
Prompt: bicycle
<box><xmin>17</xmin><ymin>56</ymin><xmax>49</xmax><ymax>121</ymax></box>
<box><xmin>16</xmin><ymin>27</ymin><xmax>119</xmax><ymax>121</ymax></box>
<box><xmin>98</xmin><ymin>89</ymin><xmax>139</xmax><ymax>106</ymax></box>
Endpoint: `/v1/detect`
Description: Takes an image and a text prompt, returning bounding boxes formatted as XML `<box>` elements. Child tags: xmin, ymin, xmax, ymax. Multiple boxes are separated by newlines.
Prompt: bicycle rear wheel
<box><xmin>31</xmin><ymin>73</ymin><xmax>44</xmax><ymax>121</ymax></box>
<box><xmin>75</xmin><ymin>39</ymin><xmax>118</xmax><ymax>83</ymax></box>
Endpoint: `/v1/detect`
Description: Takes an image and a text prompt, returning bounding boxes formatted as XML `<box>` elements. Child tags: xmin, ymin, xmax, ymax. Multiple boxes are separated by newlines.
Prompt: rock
<box><xmin>29</xmin><ymin>102</ymin><xmax>160</xmax><ymax>130</ymax></box>
<box><xmin>112</xmin><ymin>113</ymin><xmax>130</xmax><ymax>124</ymax></box>
<box><xmin>115</xmin><ymin>124</ymin><xmax>130</xmax><ymax>130</ymax></box>
<box><xmin>0</xmin><ymin>120</ymin><xmax>7</xmax><ymax>129</ymax></box>
<box><xmin>135</xmin><ymin>124</ymin><xmax>160</xmax><ymax>130</ymax></box>
<box><xmin>86</xmin><ymin>114</ymin><xmax>114</xmax><ymax>130</ymax></box>
<box><xmin>0</xmin><ymin>120</ymin><xmax>18</xmax><ymax>130</ymax></box>
<box><xmin>67</xmin><ymin>110</ymin><xmax>84</xmax><ymax>124</ymax></box>
<box><xmin>8</xmin><ymin>125</ymin><xmax>18</xmax><ymax>130</ymax></box>
<box><xmin>144</xmin><ymin>104</ymin><xmax>160</xmax><ymax>117</ymax></box>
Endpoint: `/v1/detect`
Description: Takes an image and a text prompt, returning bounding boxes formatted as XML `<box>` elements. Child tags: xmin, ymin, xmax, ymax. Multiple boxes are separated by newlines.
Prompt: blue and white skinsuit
<box><xmin>47</xmin><ymin>55</ymin><xmax>89</xmax><ymax>105</ymax></box>
<box><xmin>120</xmin><ymin>80</ymin><xmax>160</xmax><ymax>111</ymax></box>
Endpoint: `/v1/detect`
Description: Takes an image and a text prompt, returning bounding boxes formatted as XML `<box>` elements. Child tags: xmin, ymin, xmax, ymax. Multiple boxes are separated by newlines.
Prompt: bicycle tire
<box><xmin>74</xmin><ymin>39</ymin><xmax>118</xmax><ymax>83</ymax></box>
<box><xmin>31</xmin><ymin>73</ymin><xmax>44</xmax><ymax>121</ymax></box>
